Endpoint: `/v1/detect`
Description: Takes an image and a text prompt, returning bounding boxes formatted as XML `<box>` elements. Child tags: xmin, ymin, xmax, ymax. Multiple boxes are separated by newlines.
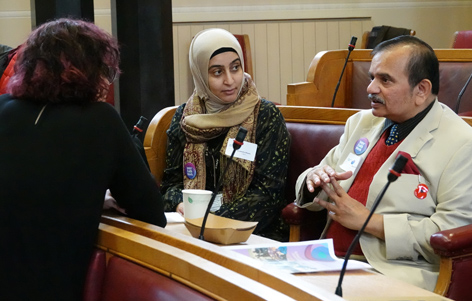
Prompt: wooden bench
<box><xmin>286</xmin><ymin>49</ymin><xmax>472</xmax><ymax>115</ymax></box>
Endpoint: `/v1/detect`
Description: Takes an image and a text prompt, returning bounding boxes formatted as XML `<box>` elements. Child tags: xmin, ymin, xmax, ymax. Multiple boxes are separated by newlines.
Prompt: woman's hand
<box><xmin>176</xmin><ymin>202</ymin><xmax>184</xmax><ymax>216</ymax></box>
<box><xmin>103</xmin><ymin>189</ymin><xmax>127</xmax><ymax>215</ymax></box>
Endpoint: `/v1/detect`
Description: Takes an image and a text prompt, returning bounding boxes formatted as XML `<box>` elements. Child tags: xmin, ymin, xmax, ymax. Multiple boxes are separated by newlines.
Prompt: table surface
<box><xmin>165</xmin><ymin>219</ymin><xmax>450</xmax><ymax>301</ymax></box>
<box><xmin>165</xmin><ymin>220</ymin><xmax>275</xmax><ymax>245</ymax></box>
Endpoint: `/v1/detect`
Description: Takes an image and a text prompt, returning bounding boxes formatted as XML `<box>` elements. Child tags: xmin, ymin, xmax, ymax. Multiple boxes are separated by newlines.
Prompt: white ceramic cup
<box><xmin>182</xmin><ymin>189</ymin><xmax>213</xmax><ymax>220</ymax></box>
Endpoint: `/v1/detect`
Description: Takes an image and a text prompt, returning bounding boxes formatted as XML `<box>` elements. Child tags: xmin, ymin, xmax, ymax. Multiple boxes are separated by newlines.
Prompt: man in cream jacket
<box><xmin>295</xmin><ymin>36</ymin><xmax>472</xmax><ymax>291</ymax></box>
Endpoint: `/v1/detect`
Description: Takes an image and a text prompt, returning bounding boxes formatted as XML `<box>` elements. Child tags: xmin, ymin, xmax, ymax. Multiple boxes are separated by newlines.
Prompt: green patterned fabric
<box><xmin>161</xmin><ymin>99</ymin><xmax>290</xmax><ymax>241</ymax></box>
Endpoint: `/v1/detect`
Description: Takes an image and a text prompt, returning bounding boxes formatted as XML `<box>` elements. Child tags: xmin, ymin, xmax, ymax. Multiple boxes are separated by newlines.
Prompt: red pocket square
<box><xmin>397</xmin><ymin>151</ymin><xmax>420</xmax><ymax>175</ymax></box>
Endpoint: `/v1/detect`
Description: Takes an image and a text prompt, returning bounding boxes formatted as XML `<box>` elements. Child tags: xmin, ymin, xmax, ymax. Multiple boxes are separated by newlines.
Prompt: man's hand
<box><xmin>306</xmin><ymin>165</ymin><xmax>352</xmax><ymax>192</ymax></box>
<box><xmin>315</xmin><ymin>176</ymin><xmax>385</xmax><ymax>240</ymax></box>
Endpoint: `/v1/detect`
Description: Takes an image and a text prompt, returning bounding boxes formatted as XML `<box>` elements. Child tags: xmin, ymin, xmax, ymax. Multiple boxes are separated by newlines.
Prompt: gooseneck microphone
<box><xmin>331</xmin><ymin>36</ymin><xmax>357</xmax><ymax>107</ymax></box>
<box><xmin>131</xmin><ymin>116</ymin><xmax>148</xmax><ymax>137</ymax></box>
<box><xmin>454</xmin><ymin>70</ymin><xmax>472</xmax><ymax>114</ymax></box>
<box><xmin>131</xmin><ymin>116</ymin><xmax>150</xmax><ymax>170</ymax></box>
<box><xmin>335</xmin><ymin>154</ymin><xmax>408</xmax><ymax>297</ymax></box>
<box><xmin>199</xmin><ymin>126</ymin><xmax>248</xmax><ymax>240</ymax></box>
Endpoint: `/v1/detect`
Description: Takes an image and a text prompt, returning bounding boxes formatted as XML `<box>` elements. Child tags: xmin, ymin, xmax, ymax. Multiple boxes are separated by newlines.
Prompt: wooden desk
<box><xmin>299</xmin><ymin>270</ymin><xmax>450</xmax><ymax>301</ymax></box>
<box><xmin>101</xmin><ymin>213</ymin><xmax>449</xmax><ymax>301</ymax></box>
<box><xmin>165</xmin><ymin>221</ymin><xmax>276</xmax><ymax>245</ymax></box>
<box><xmin>166</xmin><ymin>220</ymin><xmax>449</xmax><ymax>300</ymax></box>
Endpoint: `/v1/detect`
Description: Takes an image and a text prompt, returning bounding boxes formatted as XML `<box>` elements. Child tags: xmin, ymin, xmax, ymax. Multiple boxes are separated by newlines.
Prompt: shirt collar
<box><xmin>382</xmin><ymin>98</ymin><xmax>436</xmax><ymax>141</ymax></box>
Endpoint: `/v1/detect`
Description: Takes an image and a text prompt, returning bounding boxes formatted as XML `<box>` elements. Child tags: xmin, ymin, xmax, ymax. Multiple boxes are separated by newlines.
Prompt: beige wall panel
<box><xmin>302</xmin><ymin>22</ymin><xmax>316</xmax><ymax>79</ymax></box>
<box><xmin>172</xmin><ymin>26</ymin><xmax>181</xmax><ymax>104</ymax></box>
<box><xmin>291</xmin><ymin>22</ymin><xmax>305</xmax><ymax>88</ymax></box>
<box><xmin>349</xmin><ymin>20</ymin><xmax>363</xmax><ymax>48</ymax></box>
<box><xmin>278</xmin><ymin>23</ymin><xmax>292</xmax><ymax>105</ymax></box>
<box><xmin>94</xmin><ymin>15</ymin><xmax>112</xmax><ymax>34</ymax></box>
<box><xmin>266</xmin><ymin>23</ymin><xmax>281</xmax><ymax>103</ymax></box>
<box><xmin>327</xmin><ymin>21</ymin><xmax>340</xmax><ymax>51</ymax></box>
<box><xmin>0</xmin><ymin>0</ymin><xmax>30</xmax><ymax>11</ymax></box>
<box><xmin>0</xmin><ymin>18</ymin><xmax>30</xmax><ymax>47</ymax></box>
<box><xmin>240</xmin><ymin>23</ymin><xmax>256</xmax><ymax>76</ymax></box>
<box><xmin>254</xmin><ymin>23</ymin><xmax>269</xmax><ymax>100</ymax></box>
<box><xmin>228</xmin><ymin>23</ymin><xmax>242</xmax><ymax>35</ymax></box>
<box><xmin>174</xmin><ymin>25</ymin><xmax>193</xmax><ymax>105</ymax></box>
<box><xmin>339</xmin><ymin>21</ymin><xmax>352</xmax><ymax>50</ymax></box>
<box><xmin>314</xmin><ymin>22</ymin><xmax>329</xmax><ymax>61</ymax></box>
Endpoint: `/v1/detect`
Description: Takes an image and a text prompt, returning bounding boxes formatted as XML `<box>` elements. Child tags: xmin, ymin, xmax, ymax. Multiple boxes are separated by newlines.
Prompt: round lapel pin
<box><xmin>414</xmin><ymin>183</ymin><xmax>429</xmax><ymax>199</ymax></box>
<box><xmin>354</xmin><ymin>138</ymin><xmax>369</xmax><ymax>155</ymax></box>
<box><xmin>184</xmin><ymin>162</ymin><xmax>197</xmax><ymax>179</ymax></box>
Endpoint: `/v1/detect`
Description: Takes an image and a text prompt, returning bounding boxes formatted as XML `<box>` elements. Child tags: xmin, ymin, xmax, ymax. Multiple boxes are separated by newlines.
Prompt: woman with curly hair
<box><xmin>0</xmin><ymin>18</ymin><xmax>166</xmax><ymax>300</ymax></box>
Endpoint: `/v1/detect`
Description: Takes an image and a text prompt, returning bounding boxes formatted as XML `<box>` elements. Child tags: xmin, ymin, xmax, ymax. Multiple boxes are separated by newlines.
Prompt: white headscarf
<box><xmin>189</xmin><ymin>28</ymin><xmax>246</xmax><ymax>113</ymax></box>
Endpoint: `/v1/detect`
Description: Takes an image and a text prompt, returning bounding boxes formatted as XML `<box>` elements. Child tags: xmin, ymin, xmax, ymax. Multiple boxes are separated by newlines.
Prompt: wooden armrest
<box><xmin>431</xmin><ymin>224</ymin><xmax>472</xmax><ymax>297</ymax></box>
<box><xmin>430</xmin><ymin>224</ymin><xmax>472</xmax><ymax>257</ymax></box>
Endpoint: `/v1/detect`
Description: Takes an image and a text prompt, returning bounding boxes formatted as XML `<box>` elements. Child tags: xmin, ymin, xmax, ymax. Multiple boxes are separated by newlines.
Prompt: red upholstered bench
<box><xmin>83</xmin><ymin>249</ymin><xmax>213</xmax><ymax>301</ymax></box>
<box><xmin>276</xmin><ymin>106</ymin><xmax>358</xmax><ymax>242</ymax></box>
<box><xmin>282</xmin><ymin>121</ymin><xmax>345</xmax><ymax>241</ymax></box>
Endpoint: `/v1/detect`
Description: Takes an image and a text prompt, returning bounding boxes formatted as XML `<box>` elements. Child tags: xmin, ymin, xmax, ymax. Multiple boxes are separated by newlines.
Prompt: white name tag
<box><xmin>339</xmin><ymin>152</ymin><xmax>363</xmax><ymax>174</ymax></box>
<box><xmin>225</xmin><ymin>139</ymin><xmax>257</xmax><ymax>162</ymax></box>
<box><xmin>210</xmin><ymin>193</ymin><xmax>223</xmax><ymax>212</ymax></box>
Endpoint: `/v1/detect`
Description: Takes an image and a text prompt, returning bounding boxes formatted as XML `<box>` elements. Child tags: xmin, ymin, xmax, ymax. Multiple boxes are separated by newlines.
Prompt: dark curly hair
<box><xmin>8</xmin><ymin>18</ymin><xmax>120</xmax><ymax>104</ymax></box>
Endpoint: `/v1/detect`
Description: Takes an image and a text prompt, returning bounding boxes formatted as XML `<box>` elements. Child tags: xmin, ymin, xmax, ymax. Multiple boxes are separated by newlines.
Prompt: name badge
<box><xmin>339</xmin><ymin>152</ymin><xmax>363</xmax><ymax>174</ymax></box>
<box><xmin>225</xmin><ymin>138</ymin><xmax>257</xmax><ymax>161</ymax></box>
<box><xmin>210</xmin><ymin>193</ymin><xmax>223</xmax><ymax>212</ymax></box>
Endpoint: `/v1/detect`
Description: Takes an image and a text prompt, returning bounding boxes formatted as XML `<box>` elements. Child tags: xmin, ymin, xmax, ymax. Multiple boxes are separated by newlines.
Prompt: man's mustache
<box><xmin>368</xmin><ymin>94</ymin><xmax>385</xmax><ymax>104</ymax></box>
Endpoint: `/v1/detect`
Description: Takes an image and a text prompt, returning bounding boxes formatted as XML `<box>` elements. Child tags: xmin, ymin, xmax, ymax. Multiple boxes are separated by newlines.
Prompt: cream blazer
<box><xmin>295</xmin><ymin>101</ymin><xmax>472</xmax><ymax>291</ymax></box>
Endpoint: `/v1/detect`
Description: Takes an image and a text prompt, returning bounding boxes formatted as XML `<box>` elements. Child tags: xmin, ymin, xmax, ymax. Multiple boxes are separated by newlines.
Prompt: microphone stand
<box><xmin>199</xmin><ymin>127</ymin><xmax>247</xmax><ymax>241</ymax></box>
<box><xmin>454</xmin><ymin>70</ymin><xmax>472</xmax><ymax>114</ymax></box>
<box><xmin>331</xmin><ymin>36</ymin><xmax>357</xmax><ymax>107</ymax></box>
<box><xmin>335</xmin><ymin>154</ymin><xmax>408</xmax><ymax>297</ymax></box>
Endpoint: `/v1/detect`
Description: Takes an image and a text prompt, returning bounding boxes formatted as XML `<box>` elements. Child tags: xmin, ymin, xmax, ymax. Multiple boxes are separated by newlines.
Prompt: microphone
<box><xmin>130</xmin><ymin>116</ymin><xmax>150</xmax><ymax>170</ymax></box>
<box><xmin>131</xmin><ymin>116</ymin><xmax>148</xmax><ymax>138</ymax></box>
<box><xmin>335</xmin><ymin>154</ymin><xmax>408</xmax><ymax>297</ymax></box>
<box><xmin>454</xmin><ymin>70</ymin><xmax>472</xmax><ymax>114</ymax></box>
<box><xmin>331</xmin><ymin>36</ymin><xmax>357</xmax><ymax>107</ymax></box>
<box><xmin>199</xmin><ymin>126</ymin><xmax>248</xmax><ymax>240</ymax></box>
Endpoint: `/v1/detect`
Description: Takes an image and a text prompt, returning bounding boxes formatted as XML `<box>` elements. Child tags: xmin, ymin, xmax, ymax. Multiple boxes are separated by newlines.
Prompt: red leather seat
<box><xmin>101</xmin><ymin>256</ymin><xmax>212</xmax><ymax>301</ymax></box>
<box><xmin>452</xmin><ymin>31</ymin><xmax>472</xmax><ymax>49</ymax></box>
<box><xmin>83</xmin><ymin>249</ymin><xmax>213</xmax><ymax>301</ymax></box>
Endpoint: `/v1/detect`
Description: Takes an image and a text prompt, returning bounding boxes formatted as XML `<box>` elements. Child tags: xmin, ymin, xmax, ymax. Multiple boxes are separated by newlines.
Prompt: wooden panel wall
<box><xmin>173</xmin><ymin>19</ymin><xmax>372</xmax><ymax>105</ymax></box>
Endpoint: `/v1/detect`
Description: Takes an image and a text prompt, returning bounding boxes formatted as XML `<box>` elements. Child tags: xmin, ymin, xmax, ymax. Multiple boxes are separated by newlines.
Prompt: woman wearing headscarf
<box><xmin>161</xmin><ymin>28</ymin><xmax>290</xmax><ymax>241</ymax></box>
<box><xmin>0</xmin><ymin>18</ymin><xmax>166</xmax><ymax>300</ymax></box>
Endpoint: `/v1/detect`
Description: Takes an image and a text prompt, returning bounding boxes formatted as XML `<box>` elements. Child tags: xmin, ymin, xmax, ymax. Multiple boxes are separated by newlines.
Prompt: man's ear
<box><xmin>414</xmin><ymin>79</ymin><xmax>432</xmax><ymax>105</ymax></box>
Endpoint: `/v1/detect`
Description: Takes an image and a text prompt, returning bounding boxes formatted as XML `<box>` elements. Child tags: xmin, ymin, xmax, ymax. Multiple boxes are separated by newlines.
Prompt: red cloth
<box><xmin>397</xmin><ymin>151</ymin><xmax>420</xmax><ymax>175</ymax></box>
<box><xmin>326</xmin><ymin>131</ymin><xmax>401</xmax><ymax>257</ymax></box>
<box><xmin>0</xmin><ymin>49</ymin><xmax>18</xmax><ymax>95</ymax></box>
